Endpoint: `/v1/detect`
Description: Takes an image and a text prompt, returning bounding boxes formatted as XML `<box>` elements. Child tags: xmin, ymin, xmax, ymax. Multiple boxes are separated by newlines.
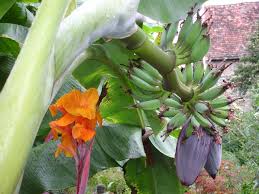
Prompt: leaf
<box><xmin>73</xmin><ymin>41</ymin><xmax>140</xmax><ymax>126</ymax></box>
<box><xmin>125</xmin><ymin>142</ymin><xmax>184</xmax><ymax>194</ymax></box>
<box><xmin>138</xmin><ymin>0</ymin><xmax>206</xmax><ymax>23</ymax></box>
<box><xmin>0</xmin><ymin>37</ymin><xmax>20</xmax><ymax>57</ymax></box>
<box><xmin>0</xmin><ymin>3</ymin><xmax>34</xmax><ymax>27</ymax></box>
<box><xmin>96</xmin><ymin>124</ymin><xmax>145</xmax><ymax>161</ymax></box>
<box><xmin>0</xmin><ymin>0</ymin><xmax>16</xmax><ymax>20</ymax></box>
<box><xmin>144</xmin><ymin>110</ymin><xmax>166</xmax><ymax>134</ymax></box>
<box><xmin>149</xmin><ymin>131</ymin><xmax>177</xmax><ymax>158</ymax></box>
<box><xmin>21</xmin><ymin>124</ymin><xmax>144</xmax><ymax>193</ymax></box>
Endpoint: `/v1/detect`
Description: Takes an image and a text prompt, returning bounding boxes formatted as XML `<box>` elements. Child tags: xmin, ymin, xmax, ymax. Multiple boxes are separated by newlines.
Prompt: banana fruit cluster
<box><xmin>171</xmin><ymin>11</ymin><xmax>210</xmax><ymax>66</ymax></box>
<box><xmin>128</xmin><ymin>61</ymin><xmax>240</xmax><ymax>184</ymax></box>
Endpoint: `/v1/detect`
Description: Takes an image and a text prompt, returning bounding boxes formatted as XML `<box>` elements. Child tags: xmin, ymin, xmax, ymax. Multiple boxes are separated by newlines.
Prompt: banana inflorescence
<box><xmin>120</xmin><ymin>9</ymin><xmax>240</xmax><ymax>184</ymax></box>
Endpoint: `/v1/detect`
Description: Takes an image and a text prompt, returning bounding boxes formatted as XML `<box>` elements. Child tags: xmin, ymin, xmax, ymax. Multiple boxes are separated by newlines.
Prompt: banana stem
<box><xmin>121</xmin><ymin>27</ymin><xmax>194</xmax><ymax>101</ymax></box>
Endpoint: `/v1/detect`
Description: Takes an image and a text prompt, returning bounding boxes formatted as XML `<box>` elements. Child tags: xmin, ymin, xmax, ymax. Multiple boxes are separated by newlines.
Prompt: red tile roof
<box><xmin>204</xmin><ymin>2</ymin><xmax>259</xmax><ymax>60</ymax></box>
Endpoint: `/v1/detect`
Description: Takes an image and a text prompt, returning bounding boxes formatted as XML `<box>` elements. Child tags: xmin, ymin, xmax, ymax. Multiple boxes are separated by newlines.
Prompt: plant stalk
<box><xmin>121</xmin><ymin>27</ymin><xmax>193</xmax><ymax>101</ymax></box>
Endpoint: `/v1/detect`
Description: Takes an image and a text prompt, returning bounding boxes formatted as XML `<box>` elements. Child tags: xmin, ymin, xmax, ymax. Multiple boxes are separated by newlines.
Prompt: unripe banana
<box><xmin>191</xmin><ymin>35</ymin><xmax>210</xmax><ymax>62</ymax></box>
<box><xmin>212</xmin><ymin>109</ymin><xmax>229</xmax><ymax>119</ymax></box>
<box><xmin>171</xmin><ymin>93</ymin><xmax>182</xmax><ymax>103</ymax></box>
<box><xmin>198</xmin><ymin>82</ymin><xmax>232</xmax><ymax>101</ymax></box>
<box><xmin>130</xmin><ymin>75</ymin><xmax>161</xmax><ymax>92</ymax></box>
<box><xmin>133</xmin><ymin>99</ymin><xmax>161</xmax><ymax>110</ymax></box>
<box><xmin>161</xmin><ymin>108</ymin><xmax>181</xmax><ymax>117</ymax></box>
<box><xmin>175</xmin><ymin>12</ymin><xmax>193</xmax><ymax>49</ymax></box>
<box><xmin>193</xmin><ymin>111</ymin><xmax>212</xmax><ymax>128</ymax></box>
<box><xmin>174</xmin><ymin>67</ymin><xmax>185</xmax><ymax>83</ymax></box>
<box><xmin>193</xmin><ymin>62</ymin><xmax>204</xmax><ymax>84</ymax></box>
<box><xmin>184</xmin><ymin>63</ymin><xmax>193</xmax><ymax>85</ymax></box>
<box><xmin>208</xmin><ymin>114</ymin><xmax>227</xmax><ymax>127</ymax></box>
<box><xmin>167</xmin><ymin>111</ymin><xmax>187</xmax><ymax>131</ymax></box>
<box><xmin>195</xmin><ymin>102</ymin><xmax>209</xmax><ymax>113</ymax></box>
<box><xmin>210</xmin><ymin>96</ymin><xmax>242</xmax><ymax>109</ymax></box>
<box><xmin>164</xmin><ymin>98</ymin><xmax>183</xmax><ymax>109</ymax></box>
<box><xmin>141</xmin><ymin>61</ymin><xmax>163</xmax><ymax>81</ymax></box>
<box><xmin>131</xmin><ymin>87</ymin><xmax>164</xmax><ymax>101</ymax></box>
<box><xmin>166</xmin><ymin>22</ymin><xmax>178</xmax><ymax>48</ymax></box>
<box><xmin>132</xmin><ymin>67</ymin><xmax>161</xmax><ymax>86</ymax></box>
<box><xmin>199</xmin><ymin>68</ymin><xmax>220</xmax><ymax>92</ymax></box>
<box><xmin>191</xmin><ymin>115</ymin><xmax>200</xmax><ymax>128</ymax></box>
<box><xmin>178</xmin><ymin>17</ymin><xmax>203</xmax><ymax>54</ymax></box>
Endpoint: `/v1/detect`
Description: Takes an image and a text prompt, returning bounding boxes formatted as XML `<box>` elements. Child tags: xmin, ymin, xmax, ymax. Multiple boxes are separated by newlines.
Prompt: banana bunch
<box><xmin>158</xmin><ymin>62</ymin><xmax>240</xmax><ymax>138</ymax></box>
<box><xmin>171</xmin><ymin>11</ymin><xmax>210</xmax><ymax>66</ymax></box>
<box><xmin>127</xmin><ymin>60</ymin><xmax>169</xmax><ymax>102</ymax></box>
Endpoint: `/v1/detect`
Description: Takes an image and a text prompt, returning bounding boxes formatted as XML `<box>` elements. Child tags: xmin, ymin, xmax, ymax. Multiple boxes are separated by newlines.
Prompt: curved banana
<box><xmin>132</xmin><ymin>67</ymin><xmax>161</xmax><ymax>86</ymax></box>
<box><xmin>164</xmin><ymin>98</ymin><xmax>183</xmax><ymax>109</ymax></box>
<box><xmin>141</xmin><ymin>61</ymin><xmax>163</xmax><ymax>81</ymax></box>
<box><xmin>133</xmin><ymin>99</ymin><xmax>161</xmax><ymax>110</ymax></box>
<box><xmin>193</xmin><ymin>62</ymin><xmax>204</xmax><ymax>84</ymax></box>
<box><xmin>130</xmin><ymin>75</ymin><xmax>161</xmax><ymax>92</ymax></box>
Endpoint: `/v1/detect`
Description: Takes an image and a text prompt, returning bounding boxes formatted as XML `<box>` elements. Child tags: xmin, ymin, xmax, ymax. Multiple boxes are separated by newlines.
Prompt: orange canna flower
<box><xmin>46</xmin><ymin>88</ymin><xmax>102</xmax><ymax>158</ymax></box>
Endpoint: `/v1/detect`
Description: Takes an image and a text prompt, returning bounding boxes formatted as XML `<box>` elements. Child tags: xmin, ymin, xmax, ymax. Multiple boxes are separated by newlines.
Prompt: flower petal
<box><xmin>50</xmin><ymin>113</ymin><xmax>76</xmax><ymax>127</ymax></box>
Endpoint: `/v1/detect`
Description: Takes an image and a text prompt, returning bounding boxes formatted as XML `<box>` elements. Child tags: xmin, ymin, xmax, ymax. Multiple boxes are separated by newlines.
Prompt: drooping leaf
<box><xmin>0</xmin><ymin>0</ymin><xmax>16</xmax><ymax>20</ymax></box>
<box><xmin>0</xmin><ymin>3</ymin><xmax>34</xmax><ymax>27</ymax></box>
<box><xmin>0</xmin><ymin>37</ymin><xmax>20</xmax><ymax>57</ymax></box>
<box><xmin>138</xmin><ymin>0</ymin><xmax>206</xmax><ymax>23</ymax></box>
<box><xmin>149</xmin><ymin>131</ymin><xmax>177</xmax><ymax>158</ymax></box>
<box><xmin>96</xmin><ymin>124</ymin><xmax>145</xmax><ymax>161</ymax></box>
<box><xmin>125</xmin><ymin>142</ymin><xmax>184</xmax><ymax>194</ymax></box>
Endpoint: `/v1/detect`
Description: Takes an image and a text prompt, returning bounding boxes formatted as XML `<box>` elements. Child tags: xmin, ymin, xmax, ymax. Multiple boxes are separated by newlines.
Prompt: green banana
<box><xmin>174</xmin><ymin>67</ymin><xmax>185</xmax><ymax>83</ymax></box>
<box><xmin>204</xmin><ymin>64</ymin><xmax>212</xmax><ymax>77</ymax></box>
<box><xmin>130</xmin><ymin>75</ymin><xmax>161</xmax><ymax>92</ymax></box>
<box><xmin>193</xmin><ymin>111</ymin><xmax>212</xmax><ymax>128</ymax></box>
<box><xmin>210</xmin><ymin>96</ymin><xmax>242</xmax><ymax>109</ymax></box>
<box><xmin>195</xmin><ymin>102</ymin><xmax>209</xmax><ymax>113</ymax></box>
<box><xmin>167</xmin><ymin>111</ymin><xmax>187</xmax><ymax>130</ymax></box>
<box><xmin>130</xmin><ymin>87</ymin><xmax>164</xmax><ymax>101</ymax></box>
<box><xmin>191</xmin><ymin>115</ymin><xmax>200</xmax><ymax>128</ymax></box>
<box><xmin>193</xmin><ymin>62</ymin><xmax>204</xmax><ymax>84</ymax></box>
<box><xmin>141</xmin><ymin>61</ymin><xmax>163</xmax><ymax>81</ymax></box>
<box><xmin>184</xmin><ymin>63</ymin><xmax>193</xmax><ymax>85</ymax></box>
<box><xmin>175</xmin><ymin>12</ymin><xmax>193</xmax><ymax>49</ymax></box>
<box><xmin>133</xmin><ymin>99</ymin><xmax>161</xmax><ymax>110</ymax></box>
<box><xmin>186</xmin><ymin>122</ymin><xmax>194</xmax><ymax>137</ymax></box>
<box><xmin>161</xmin><ymin>108</ymin><xmax>181</xmax><ymax>117</ymax></box>
<box><xmin>166</xmin><ymin>22</ymin><xmax>178</xmax><ymax>48</ymax></box>
<box><xmin>132</xmin><ymin>67</ymin><xmax>161</xmax><ymax>86</ymax></box>
<box><xmin>210</xmin><ymin>96</ymin><xmax>228</xmax><ymax>109</ymax></box>
<box><xmin>178</xmin><ymin>16</ymin><xmax>203</xmax><ymax>54</ymax></box>
<box><xmin>198</xmin><ymin>68</ymin><xmax>220</xmax><ymax>92</ymax></box>
<box><xmin>164</xmin><ymin>98</ymin><xmax>183</xmax><ymax>109</ymax></box>
<box><xmin>198</xmin><ymin>83</ymin><xmax>231</xmax><ymax>101</ymax></box>
<box><xmin>208</xmin><ymin>114</ymin><xmax>227</xmax><ymax>127</ymax></box>
<box><xmin>212</xmin><ymin>109</ymin><xmax>229</xmax><ymax>119</ymax></box>
<box><xmin>191</xmin><ymin>35</ymin><xmax>210</xmax><ymax>62</ymax></box>
<box><xmin>171</xmin><ymin>93</ymin><xmax>182</xmax><ymax>103</ymax></box>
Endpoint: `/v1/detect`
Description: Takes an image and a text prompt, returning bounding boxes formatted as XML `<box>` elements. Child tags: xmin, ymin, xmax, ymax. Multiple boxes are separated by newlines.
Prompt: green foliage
<box><xmin>138</xmin><ymin>0</ymin><xmax>206</xmax><ymax>23</ymax></box>
<box><xmin>21</xmin><ymin>124</ymin><xmax>145</xmax><ymax>193</ymax></box>
<box><xmin>0</xmin><ymin>0</ymin><xmax>16</xmax><ymax>19</ymax></box>
<box><xmin>223</xmin><ymin>110</ymin><xmax>259</xmax><ymax>167</ymax></box>
<box><xmin>125</xmin><ymin>142</ymin><xmax>184</xmax><ymax>194</ymax></box>
<box><xmin>232</xmin><ymin>22</ymin><xmax>259</xmax><ymax>95</ymax></box>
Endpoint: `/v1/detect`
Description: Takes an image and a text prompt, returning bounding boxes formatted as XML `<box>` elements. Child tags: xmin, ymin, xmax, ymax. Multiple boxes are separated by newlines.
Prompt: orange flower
<box><xmin>47</xmin><ymin>88</ymin><xmax>102</xmax><ymax>157</ymax></box>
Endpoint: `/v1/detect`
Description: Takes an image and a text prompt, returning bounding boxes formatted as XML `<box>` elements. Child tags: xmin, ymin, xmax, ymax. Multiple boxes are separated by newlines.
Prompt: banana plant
<box><xmin>0</xmin><ymin>0</ymin><xmax>240</xmax><ymax>193</ymax></box>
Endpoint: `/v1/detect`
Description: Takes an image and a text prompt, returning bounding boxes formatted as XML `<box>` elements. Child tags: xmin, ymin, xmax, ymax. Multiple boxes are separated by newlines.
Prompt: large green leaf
<box><xmin>138</xmin><ymin>0</ymin><xmax>206</xmax><ymax>23</ymax></box>
<box><xmin>96</xmin><ymin>124</ymin><xmax>145</xmax><ymax>161</ymax></box>
<box><xmin>21</xmin><ymin>124</ymin><xmax>144</xmax><ymax>193</ymax></box>
<box><xmin>73</xmin><ymin>41</ymin><xmax>140</xmax><ymax>126</ymax></box>
<box><xmin>0</xmin><ymin>3</ymin><xmax>34</xmax><ymax>27</ymax></box>
<box><xmin>0</xmin><ymin>0</ymin><xmax>16</xmax><ymax>20</ymax></box>
<box><xmin>125</xmin><ymin>142</ymin><xmax>184</xmax><ymax>194</ymax></box>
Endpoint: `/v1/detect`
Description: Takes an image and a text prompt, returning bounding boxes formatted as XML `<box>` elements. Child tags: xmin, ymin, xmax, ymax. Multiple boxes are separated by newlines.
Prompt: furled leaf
<box><xmin>138</xmin><ymin>0</ymin><xmax>206</xmax><ymax>23</ymax></box>
<box><xmin>125</xmin><ymin>142</ymin><xmax>184</xmax><ymax>194</ymax></box>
